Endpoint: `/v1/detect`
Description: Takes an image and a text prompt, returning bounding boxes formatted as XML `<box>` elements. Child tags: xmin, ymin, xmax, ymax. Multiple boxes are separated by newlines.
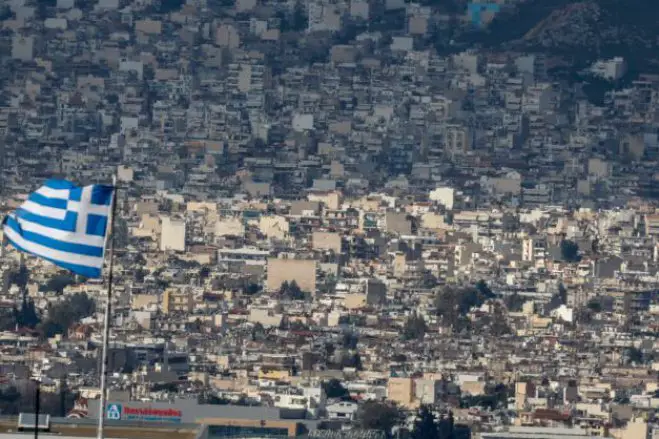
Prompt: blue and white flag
<box><xmin>2</xmin><ymin>179</ymin><xmax>115</xmax><ymax>278</ymax></box>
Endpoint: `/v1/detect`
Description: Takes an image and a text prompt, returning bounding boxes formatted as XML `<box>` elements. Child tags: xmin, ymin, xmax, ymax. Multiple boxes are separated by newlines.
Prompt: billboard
<box><xmin>87</xmin><ymin>399</ymin><xmax>284</xmax><ymax>425</ymax></box>
<box><xmin>104</xmin><ymin>402</ymin><xmax>182</xmax><ymax>423</ymax></box>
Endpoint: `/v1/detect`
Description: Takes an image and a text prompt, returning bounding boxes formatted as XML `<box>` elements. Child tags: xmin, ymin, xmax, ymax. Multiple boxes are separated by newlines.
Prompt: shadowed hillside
<box><xmin>462</xmin><ymin>0</ymin><xmax>659</xmax><ymax>71</ymax></box>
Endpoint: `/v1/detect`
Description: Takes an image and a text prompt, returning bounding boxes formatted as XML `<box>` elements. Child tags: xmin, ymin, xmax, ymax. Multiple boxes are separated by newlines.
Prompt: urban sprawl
<box><xmin>0</xmin><ymin>0</ymin><xmax>657</xmax><ymax>439</ymax></box>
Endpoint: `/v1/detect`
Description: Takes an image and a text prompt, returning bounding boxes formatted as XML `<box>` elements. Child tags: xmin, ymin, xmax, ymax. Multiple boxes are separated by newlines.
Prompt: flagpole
<box><xmin>97</xmin><ymin>176</ymin><xmax>118</xmax><ymax>439</ymax></box>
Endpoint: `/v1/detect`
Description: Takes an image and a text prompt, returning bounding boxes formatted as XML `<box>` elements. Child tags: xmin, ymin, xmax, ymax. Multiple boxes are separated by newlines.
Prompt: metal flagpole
<box><xmin>33</xmin><ymin>379</ymin><xmax>40</xmax><ymax>439</ymax></box>
<box><xmin>97</xmin><ymin>176</ymin><xmax>119</xmax><ymax>439</ymax></box>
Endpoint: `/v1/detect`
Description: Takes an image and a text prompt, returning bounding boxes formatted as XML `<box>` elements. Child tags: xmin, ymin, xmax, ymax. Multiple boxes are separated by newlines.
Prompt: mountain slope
<box><xmin>464</xmin><ymin>0</ymin><xmax>659</xmax><ymax>71</ymax></box>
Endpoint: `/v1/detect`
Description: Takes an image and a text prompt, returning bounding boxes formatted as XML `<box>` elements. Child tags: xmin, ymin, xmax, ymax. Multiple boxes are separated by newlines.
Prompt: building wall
<box><xmin>161</xmin><ymin>216</ymin><xmax>186</xmax><ymax>252</ymax></box>
<box><xmin>307</xmin><ymin>191</ymin><xmax>341</xmax><ymax>209</ymax></box>
<box><xmin>215</xmin><ymin>218</ymin><xmax>245</xmax><ymax>237</ymax></box>
<box><xmin>131</xmin><ymin>294</ymin><xmax>159</xmax><ymax>310</ymax></box>
<box><xmin>414</xmin><ymin>379</ymin><xmax>440</xmax><ymax>405</ymax></box>
<box><xmin>163</xmin><ymin>288</ymin><xmax>193</xmax><ymax>314</ymax></box>
<box><xmin>312</xmin><ymin>231</ymin><xmax>342</xmax><ymax>253</ymax></box>
<box><xmin>343</xmin><ymin>293</ymin><xmax>367</xmax><ymax>310</ymax></box>
<box><xmin>385</xmin><ymin>212</ymin><xmax>412</xmax><ymax>235</ymax></box>
<box><xmin>12</xmin><ymin>35</ymin><xmax>34</xmax><ymax>61</ymax></box>
<box><xmin>259</xmin><ymin>215</ymin><xmax>289</xmax><ymax>239</ymax></box>
<box><xmin>266</xmin><ymin>258</ymin><xmax>317</xmax><ymax>293</ymax></box>
<box><xmin>387</xmin><ymin>377</ymin><xmax>414</xmax><ymax>407</ymax></box>
<box><xmin>248</xmin><ymin>308</ymin><xmax>283</xmax><ymax>327</ymax></box>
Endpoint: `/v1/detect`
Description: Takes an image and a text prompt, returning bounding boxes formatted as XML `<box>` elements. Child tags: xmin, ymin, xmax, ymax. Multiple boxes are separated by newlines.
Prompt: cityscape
<box><xmin>0</xmin><ymin>0</ymin><xmax>657</xmax><ymax>439</ymax></box>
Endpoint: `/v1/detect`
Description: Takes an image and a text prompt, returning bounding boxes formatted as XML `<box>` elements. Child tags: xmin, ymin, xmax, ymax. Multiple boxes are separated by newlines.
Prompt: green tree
<box><xmin>251</xmin><ymin>322</ymin><xmax>265</xmax><ymax>341</ymax></box>
<box><xmin>279</xmin><ymin>280</ymin><xmax>307</xmax><ymax>300</ymax></box>
<box><xmin>15</xmin><ymin>297</ymin><xmax>39</xmax><ymax>328</ymax></box>
<box><xmin>475</xmin><ymin>280</ymin><xmax>493</xmax><ymax>297</ymax></box>
<box><xmin>0</xmin><ymin>386</ymin><xmax>21</xmax><ymax>414</ymax></box>
<box><xmin>357</xmin><ymin>401</ymin><xmax>402</xmax><ymax>437</ymax></box>
<box><xmin>490</xmin><ymin>302</ymin><xmax>511</xmax><ymax>336</ymax></box>
<box><xmin>501</xmin><ymin>212</ymin><xmax>519</xmax><ymax>232</ymax></box>
<box><xmin>560</xmin><ymin>240</ymin><xmax>580</xmax><ymax>262</ymax></box>
<box><xmin>342</xmin><ymin>332</ymin><xmax>359</xmax><ymax>349</ymax></box>
<box><xmin>41</xmin><ymin>274</ymin><xmax>76</xmax><ymax>294</ymax></box>
<box><xmin>411</xmin><ymin>405</ymin><xmax>438</xmax><ymax>439</ymax></box>
<box><xmin>624</xmin><ymin>347</ymin><xmax>644</xmax><ymax>365</ymax></box>
<box><xmin>243</xmin><ymin>283</ymin><xmax>261</xmax><ymax>295</ymax></box>
<box><xmin>323</xmin><ymin>379</ymin><xmax>349</xmax><ymax>399</ymax></box>
<box><xmin>504</xmin><ymin>293</ymin><xmax>526</xmax><ymax>312</ymax></box>
<box><xmin>437</xmin><ymin>411</ymin><xmax>454</xmax><ymax>439</ymax></box>
<box><xmin>403</xmin><ymin>314</ymin><xmax>427</xmax><ymax>341</ymax></box>
<box><xmin>40</xmin><ymin>293</ymin><xmax>96</xmax><ymax>337</ymax></box>
<box><xmin>135</xmin><ymin>268</ymin><xmax>147</xmax><ymax>283</ymax></box>
<box><xmin>292</xmin><ymin>1</ymin><xmax>308</xmax><ymax>30</ymax></box>
<box><xmin>435</xmin><ymin>284</ymin><xmax>495</xmax><ymax>326</ymax></box>
<box><xmin>339</xmin><ymin>352</ymin><xmax>362</xmax><ymax>370</ymax></box>
<box><xmin>199</xmin><ymin>266</ymin><xmax>211</xmax><ymax>281</ymax></box>
<box><xmin>8</xmin><ymin>264</ymin><xmax>28</xmax><ymax>289</ymax></box>
<box><xmin>587</xmin><ymin>298</ymin><xmax>603</xmax><ymax>313</ymax></box>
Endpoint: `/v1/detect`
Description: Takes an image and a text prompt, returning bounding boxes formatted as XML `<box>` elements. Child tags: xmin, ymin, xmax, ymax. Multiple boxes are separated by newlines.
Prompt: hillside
<box><xmin>462</xmin><ymin>0</ymin><xmax>659</xmax><ymax>72</ymax></box>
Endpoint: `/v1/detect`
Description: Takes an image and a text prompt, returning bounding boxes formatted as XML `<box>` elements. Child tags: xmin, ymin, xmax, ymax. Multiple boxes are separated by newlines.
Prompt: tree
<box><xmin>342</xmin><ymin>332</ymin><xmax>359</xmax><ymax>349</ymax></box>
<box><xmin>15</xmin><ymin>297</ymin><xmax>39</xmax><ymax>328</ymax></box>
<box><xmin>357</xmin><ymin>401</ymin><xmax>402</xmax><ymax>437</ymax></box>
<box><xmin>323</xmin><ymin>379</ymin><xmax>350</xmax><ymax>399</ymax></box>
<box><xmin>411</xmin><ymin>405</ymin><xmax>438</xmax><ymax>439</ymax></box>
<box><xmin>434</xmin><ymin>284</ymin><xmax>495</xmax><ymax>327</ymax></box>
<box><xmin>40</xmin><ymin>293</ymin><xmax>96</xmax><ymax>337</ymax></box>
<box><xmin>339</xmin><ymin>352</ymin><xmax>362</xmax><ymax>370</ymax></box>
<box><xmin>490</xmin><ymin>302</ymin><xmax>511</xmax><ymax>336</ymax></box>
<box><xmin>292</xmin><ymin>1</ymin><xmax>308</xmax><ymax>31</ymax></box>
<box><xmin>243</xmin><ymin>283</ymin><xmax>261</xmax><ymax>295</ymax></box>
<box><xmin>560</xmin><ymin>240</ymin><xmax>580</xmax><ymax>262</ymax></box>
<box><xmin>504</xmin><ymin>293</ymin><xmax>526</xmax><ymax>312</ymax></box>
<box><xmin>403</xmin><ymin>314</ymin><xmax>427</xmax><ymax>341</ymax></box>
<box><xmin>575</xmin><ymin>307</ymin><xmax>593</xmax><ymax>325</ymax></box>
<box><xmin>287</xmin><ymin>280</ymin><xmax>305</xmax><ymax>300</ymax></box>
<box><xmin>41</xmin><ymin>274</ymin><xmax>76</xmax><ymax>294</ymax></box>
<box><xmin>501</xmin><ymin>212</ymin><xmax>519</xmax><ymax>232</ymax></box>
<box><xmin>199</xmin><ymin>266</ymin><xmax>211</xmax><ymax>281</ymax></box>
<box><xmin>475</xmin><ymin>280</ymin><xmax>493</xmax><ymax>297</ymax></box>
<box><xmin>587</xmin><ymin>299</ymin><xmax>602</xmax><ymax>313</ymax></box>
<box><xmin>8</xmin><ymin>265</ymin><xmax>28</xmax><ymax>289</ymax></box>
<box><xmin>624</xmin><ymin>347</ymin><xmax>644</xmax><ymax>365</ymax></box>
<box><xmin>280</xmin><ymin>0</ymin><xmax>308</xmax><ymax>32</ymax></box>
<box><xmin>0</xmin><ymin>386</ymin><xmax>20</xmax><ymax>414</ymax></box>
<box><xmin>546</xmin><ymin>293</ymin><xmax>563</xmax><ymax>312</ymax></box>
<box><xmin>251</xmin><ymin>322</ymin><xmax>265</xmax><ymax>341</ymax></box>
<box><xmin>135</xmin><ymin>268</ymin><xmax>147</xmax><ymax>283</ymax></box>
<box><xmin>279</xmin><ymin>280</ymin><xmax>307</xmax><ymax>300</ymax></box>
<box><xmin>438</xmin><ymin>411</ymin><xmax>455</xmax><ymax>439</ymax></box>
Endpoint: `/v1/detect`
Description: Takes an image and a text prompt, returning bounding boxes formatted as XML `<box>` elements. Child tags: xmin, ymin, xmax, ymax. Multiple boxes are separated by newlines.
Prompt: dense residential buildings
<box><xmin>0</xmin><ymin>0</ymin><xmax>657</xmax><ymax>438</ymax></box>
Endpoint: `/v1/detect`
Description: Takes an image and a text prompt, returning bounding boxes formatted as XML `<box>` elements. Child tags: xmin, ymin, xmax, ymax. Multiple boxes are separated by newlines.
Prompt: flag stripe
<box><xmin>35</xmin><ymin>186</ymin><xmax>70</xmax><ymax>200</ymax></box>
<box><xmin>20</xmin><ymin>200</ymin><xmax>67</xmax><ymax>220</ymax></box>
<box><xmin>10</xmin><ymin>215</ymin><xmax>105</xmax><ymax>246</ymax></box>
<box><xmin>4</xmin><ymin>225</ymin><xmax>104</xmax><ymax>267</ymax></box>
<box><xmin>16</xmin><ymin>209</ymin><xmax>76</xmax><ymax>232</ymax></box>
<box><xmin>4</xmin><ymin>216</ymin><xmax>104</xmax><ymax>257</ymax></box>
<box><xmin>28</xmin><ymin>192</ymin><xmax>69</xmax><ymax>210</ymax></box>
<box><xmin>5</xmin><ymin>232</ymin><xmax>101</xmax><ymax>278</ymax></box>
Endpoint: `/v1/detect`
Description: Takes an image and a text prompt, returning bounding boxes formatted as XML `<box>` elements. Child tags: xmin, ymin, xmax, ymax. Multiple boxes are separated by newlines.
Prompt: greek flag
<box><xmin>2</xmin><ymin>179</ymin><xmax>115</xmax><ymax>278</ymax></box>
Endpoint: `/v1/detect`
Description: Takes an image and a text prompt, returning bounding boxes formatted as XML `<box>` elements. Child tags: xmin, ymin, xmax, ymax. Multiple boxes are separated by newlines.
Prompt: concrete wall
<box><xmin>266</xmin><ymin>258</ymin><xmax>317</xmax><ymax>293</ymax></box>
